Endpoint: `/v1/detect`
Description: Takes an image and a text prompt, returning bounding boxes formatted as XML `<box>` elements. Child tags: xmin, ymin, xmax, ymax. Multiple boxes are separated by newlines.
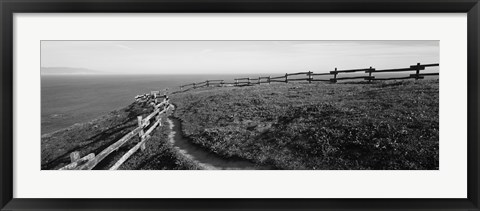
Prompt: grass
<box><xmin>170</xmin><ymin>79</ymin><xmax>439</xmax><ymax>170</ymax></box>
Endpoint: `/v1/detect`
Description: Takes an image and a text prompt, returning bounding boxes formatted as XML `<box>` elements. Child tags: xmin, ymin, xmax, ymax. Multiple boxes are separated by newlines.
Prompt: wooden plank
<box><xmin>287</xmin><ymin>78</ymin><xmax>310</xmax><ymax>81</ymax></box>
<box><xmin>59</xmin><ymin>153</ymin><xmax>95</xmax><ymax>170</ymax></box>
<box><xmin>145</xmin><ymin>107</ymin><xmax>168</xmax><ymax>124</ymax></box>
<box><xmin>235</xmin><ymin>77</ymin><xmax>249</xmax><ymax>80</ymax></box>
<box><xmin>287</xmin><ymin>72</ymin><xmax>309</xmax><ymax>76</ymax></box>
<box><xmin>373</xmin><ymin>67</ymin><xmax>424</xmax><ymax>73</ymax></box>
<box><xmin>137</xmin><ymin>116</ymin><xmax>146</xmax><ymax>151</ymax></box>
<box><xmin>330</xmin><ymin>68</ymin><xmax>372</xmax><ymax>74</ymax></box>
<box><xmin>236</xmin><ymin>83</ymin><xmax>251</xmax><ymax>85</ymax></box>
<box><xmin>412</xmin><ymin>73</ymin><xmax>439</xmax><ymax>76</ymax></box>
<box><xmin>194</xmin><ymin>84</ymin><xmax>207</xmax><ymax>88</ymax></box>
<box><xmin>141</xmin><ymin>117</ymin><xmax>162</xmax><ymax>139</ymax></box>
<box><xmin>154</xmin><ymin>101</ymin><xmax>168</xmax><ymax>109</ymax></box>
<box><xmin>269</xmin><ymin>79</ymin><xmax>287</xmax><ymax>83</ymax></box>
<box><xmin>142</xmin><ymin>109</ymin><xmax>160</xmax><ymax>125</ymax></box>
<box><xmin>109</xmin><ymin>135</ymin><xmax>152</xmax><ymax>170</ymax></box>
<box><xmin>70</xmin><ymin>151</ymin><xmax>80</xmax><ymax>162</ymax></box>
<box><xmin>140</xmin><ymin>115</ymin><xmax>163</xmax><ymax>152</ymax></box>
<box><xmin>311</xmin><ymin>72</ymin><xmax>331</xmax><ymax>76</ymax></box>
<box><xmin>270</xmin><ymin>76</ymin><xmax>286</xmax><ymax>80</ymax></box>
<box><xmin>410</xmin><ymin>63</ymin><xmax>439</xmax><ymax>68</ymax></box>
<box><xmin>311</xmin><ymin>79</ymin><xmax>331</xmax><ymax>82</ymax></box>
<box><xmin>335</xmin><ymin>76</ymin><xmax>374</xmax><ymax>80</ymax></box>
<box><xmin>372</xmin><ymin>76</ymin><xmax>423</xmax><ymax>81</ymax></box>
<box><xmin>76</xmin><ymin>127</ymin><xmax>143</xmax><ymax>170</ymax></box>
<box><xmin>181</xmin><ymin>83</ymin><xmax>195</xmax><ymax>87</ymax></box>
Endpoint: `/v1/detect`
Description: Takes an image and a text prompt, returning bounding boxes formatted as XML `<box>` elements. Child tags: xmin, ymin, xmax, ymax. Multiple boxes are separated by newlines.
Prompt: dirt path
<box><xmin>167</xmin><ymin>117</ymin><xmax>272</xmax><ymax>170</ymax></box>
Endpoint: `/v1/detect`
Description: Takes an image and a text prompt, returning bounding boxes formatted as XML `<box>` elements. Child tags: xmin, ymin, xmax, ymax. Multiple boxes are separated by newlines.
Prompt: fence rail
<box><xmin>59</xmin><ymin>94</ymin><xmax>171</xmax><ymax>170</ymax></box>
<box><xmin>287</xmin><ymin>72</ymin><xmax>310</xmax><ymax>76</ymax></box>
<box><xmin>331</xmin><ymin>67</ymin><xmax>373</xmax><ymax>74</ymax></box>
<box><xmin>335</xmin><ymin>76</ymin><xmax>374</xmax><ymax>81</ymax></box>
<box><xmin>372</xmin><ymin>76</ymin><xmax>423</xmax><ymax>81</ymax></box>
<box><xmin>176</xmin><ymin>63</ymin><xmax>439</xmax><ymax>92</ymax></box>
<box><xmin>270</xmin><ymin>76</ymin><xmax>286</xmax><ymax>80</ymax></box>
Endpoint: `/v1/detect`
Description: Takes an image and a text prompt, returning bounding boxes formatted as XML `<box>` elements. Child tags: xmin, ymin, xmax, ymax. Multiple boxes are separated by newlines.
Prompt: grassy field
<box><xmin>170</xmin><ymin>80</ymin><xmax>439</xmax><ymax>170</ymax></box>
<box><xmin>41</xmin><ymin>101</ymin><xmax>199</xmax><ymax>170</ymax></box>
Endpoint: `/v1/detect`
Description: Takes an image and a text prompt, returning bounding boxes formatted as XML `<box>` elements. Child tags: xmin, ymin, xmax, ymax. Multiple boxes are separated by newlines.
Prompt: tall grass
<box><xmin>170</xmin><ymin>80</ymin><xmax>439</xmax><ymax>170</ymax></box>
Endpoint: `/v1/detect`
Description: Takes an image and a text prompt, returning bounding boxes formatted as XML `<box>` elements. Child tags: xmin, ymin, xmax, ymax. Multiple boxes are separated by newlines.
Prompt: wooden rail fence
<box><xmin>178</xmin><ymin>63</ymin><xmax>439</xmax><ymax>91</ymax></box>
<box><xmin>60</xmin><ymin>92</ymin><xmax>172</xmax><ymax>170</ymax></box>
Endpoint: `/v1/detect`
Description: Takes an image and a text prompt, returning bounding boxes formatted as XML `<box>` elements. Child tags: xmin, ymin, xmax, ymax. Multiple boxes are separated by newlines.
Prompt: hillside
<box><xmin>41</xmin><ymin>101</ymin><xmax>198</xmax><ymax>170</ymax></box>
<box><xmin>170</xmin><ymin>80</ymin><xmax>439</xmax><ymax>170</ymax></box>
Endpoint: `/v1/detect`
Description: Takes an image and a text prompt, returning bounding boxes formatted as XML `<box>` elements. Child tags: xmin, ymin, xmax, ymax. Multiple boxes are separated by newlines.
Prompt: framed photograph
<box><xmin>1</xmin><ymin>0</ymin><xmax>479</xmax><ymax>210</ymax></box>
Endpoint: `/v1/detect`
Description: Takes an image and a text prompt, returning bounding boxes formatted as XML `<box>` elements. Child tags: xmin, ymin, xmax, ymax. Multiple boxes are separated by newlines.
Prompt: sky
<box><xmin>41</xmin><ymin>41</ymin><xmax>439</xmax><ymax>75</ymax></box>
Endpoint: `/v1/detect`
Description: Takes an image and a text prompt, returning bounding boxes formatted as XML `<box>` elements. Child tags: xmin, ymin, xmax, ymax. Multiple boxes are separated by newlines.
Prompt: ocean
<box><xmin>41</xmin><ymin>74</ymin><xmax>260</xmax><ymax>134</ymax></box>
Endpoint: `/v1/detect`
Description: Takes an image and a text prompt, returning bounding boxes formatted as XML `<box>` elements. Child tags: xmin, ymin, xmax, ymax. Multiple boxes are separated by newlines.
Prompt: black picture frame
<box><xmin>1</xmin><ymin>0</ymin><xmax>479</xmax><ymax>210</ymax></box>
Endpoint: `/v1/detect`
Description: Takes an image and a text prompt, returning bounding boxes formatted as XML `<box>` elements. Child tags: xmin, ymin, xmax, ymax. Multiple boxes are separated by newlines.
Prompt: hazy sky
<box><xmin>41</xmin><ymin>41</ymin><xmax>439</xmax><ymax>74</ymax></box>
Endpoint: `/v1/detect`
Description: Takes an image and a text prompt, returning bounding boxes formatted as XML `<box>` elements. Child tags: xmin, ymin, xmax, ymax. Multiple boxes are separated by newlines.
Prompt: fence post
<box><xmin>193</xmin><ymin>83</ymin><xmax>196</xmax><ymax>89</ymax></box>
<box><xmin>247</xmin><ymin>78</ymin><xmax>250</xmax><ymax>86</ymax></box>
<box><xmin>155</xmin><ymin>108</ymin><xmax>161</xmax><ymax>121</ymax></box>
<box><xmin>221</xmin><ymin>80</ymin><xmax>224</xmax><ymax>87</ymax></box>
<box><xmin>137</xmin><ymin>116</ymin><xmax>146</xmax><ymax>151</ymax></box>
<box><xmin>368</xmin><ymin>66</ymin><xmax>373</xmax><ymax>83</ymax></box>
<box><xmin>308</xmin><ymin>71</ymin><xmax>312</xmax><ymax>83</ymax></box>
<box><xmin>285</xmin><ymin>73</ymin><xmax>288</xmax><ymax>83</ymax></box>
<box><xmin>258</xmin><ymin>77</ymin><xmax>261</xmax><ymax>85</ymax></box>
<box><xmin>206</xmin><ymin>80</ymin><xmax>210</xmax><ymax>87</ymax></box>
<box><xmin>152</xmin><ymin>101</ymin><xmax>157</xmax><ymax>111</ymax></box>
<box><xmin>333</xmin><ymin>68</ymin><xmax>338</xmax><ymax>83</ymax></box>
<box><xmin>70</xmin><ymin>151</ymin><xmax>80</xmax><ymax>163</ymax></box>
<box><xmin>235</xmin><ymin>79</ymin><xmax>238</xmax><ymax>86</ymax></box>
<box><xmin>415</xmin><ymin>62</ymin><xmax>421</xmax><ymax>80</ymax></box>
<box><xmin>268</xmin><ymin>76</ymin><xmax>271</xmax><ymax>84</ymax></box>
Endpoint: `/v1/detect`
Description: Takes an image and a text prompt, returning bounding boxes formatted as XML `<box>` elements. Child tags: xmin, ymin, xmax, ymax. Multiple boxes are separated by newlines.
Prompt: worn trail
<box><xmin>167</xmin><ymin>117</ymin><xmax>270</xmax><ymax>170</ymax></box>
